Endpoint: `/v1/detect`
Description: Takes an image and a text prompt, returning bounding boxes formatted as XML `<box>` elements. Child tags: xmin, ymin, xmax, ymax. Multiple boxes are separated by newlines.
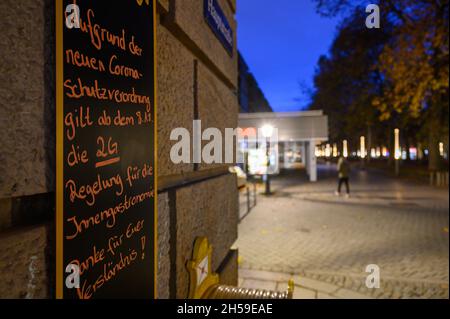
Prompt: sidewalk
<box><xmin>239</xmin><ymin>269</ymin><xmax>371</xmax><ymax>299</ymax></box>
<box><xmin>235</xmin><ymin>164</ymin><xmax>449</xmax><ymax>299</ymax></box>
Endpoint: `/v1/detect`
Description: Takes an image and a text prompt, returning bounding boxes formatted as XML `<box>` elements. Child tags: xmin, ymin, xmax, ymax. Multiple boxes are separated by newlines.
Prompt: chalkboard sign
<box><xmin>56</xmin><ymin>0</ymin><xmax>157</xmax><ymax>299</ymax></box>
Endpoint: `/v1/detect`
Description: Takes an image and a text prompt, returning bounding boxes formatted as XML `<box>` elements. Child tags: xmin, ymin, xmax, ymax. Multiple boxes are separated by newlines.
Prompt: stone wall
<box><xmin>0</xmin><ymin>0</ymin><xmax>55</xmax><ymax>199</ymax></box>
<box><xmin>0</xmin><ymin>0</ymin><xmax>239</xmax><ymax>299</ymax></box>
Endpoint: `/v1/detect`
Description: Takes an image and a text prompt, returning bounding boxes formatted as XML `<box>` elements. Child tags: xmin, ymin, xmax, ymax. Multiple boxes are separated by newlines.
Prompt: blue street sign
<box><xmin>204</xmin><ymin>0</ymin><xmax>234</xmax><ymax>55</ymax></box>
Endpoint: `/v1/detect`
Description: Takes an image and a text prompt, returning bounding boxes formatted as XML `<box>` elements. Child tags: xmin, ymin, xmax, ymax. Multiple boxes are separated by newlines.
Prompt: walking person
<box><xmin>335</xmin><ymin>156</ymin><xmax>350</xmax><ymax>197</ymax></box>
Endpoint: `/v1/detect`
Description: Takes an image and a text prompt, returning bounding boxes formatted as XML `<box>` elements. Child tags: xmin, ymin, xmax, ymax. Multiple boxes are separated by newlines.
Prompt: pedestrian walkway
<box><xmin>235</xmin><ymin>164</ymin><xmax>449</xmax><ymax>299</ymax></box>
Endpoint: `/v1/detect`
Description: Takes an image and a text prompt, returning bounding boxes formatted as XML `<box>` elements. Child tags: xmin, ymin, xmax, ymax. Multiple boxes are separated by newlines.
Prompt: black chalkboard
<box><xmin>56</xmin><ymin>0</ymin><xmax>156</xmax><ymax>299</ymax></box>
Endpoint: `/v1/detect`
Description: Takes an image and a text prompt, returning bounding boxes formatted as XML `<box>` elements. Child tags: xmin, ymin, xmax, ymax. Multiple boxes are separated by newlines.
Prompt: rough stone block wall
<box><xmin>175</xmin><ymin>174</ymin><xmax>238</xmax><ymax>298</ymax></box>
<box><xmin>157</xmin><ymin>0</ymin><xmax>239</xmax><ymax>298</ymax></box>
<box><xmin>0</xmin><ymin>0</ymin><xmax>55</xmax><ymax>199</ymax></box>
<box><xmin>157</xmin><ymin>24</ymin><xmax>195</xmax><ymax>177</ymax></box>
<box><xmin>0</xmin><ymin>225</ymin><xmax>51</xmax><ymax>299</ymax></box>
<box><xmin>156</xmin><ymin>192</ymin><xmax>170</xmax><ymax>299</ymax></box>
<box><xmin>218</xmin><ymin>249</ymin><xmax>238</xmax><ymax>287</ymax></box>
<box><xmin>198</xmin><ymin>61</ymin><xmax>239</xmax><ymax>171</ymax></box>
<box><xmin>173</xmin><ymin>0</ymin><xmax>238</xmax><ymax>87</ymax></box>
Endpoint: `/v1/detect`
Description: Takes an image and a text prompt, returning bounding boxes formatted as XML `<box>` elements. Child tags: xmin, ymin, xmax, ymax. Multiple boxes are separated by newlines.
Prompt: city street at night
<box><xmin>237</xmin><ymin>164</ymin><xmax>449</xmax><ymax>299</ymax></box>
<box><xmin>1</xmin><ymin>0</ymin><xmax>449</xmax><ymax>311</ymax></box>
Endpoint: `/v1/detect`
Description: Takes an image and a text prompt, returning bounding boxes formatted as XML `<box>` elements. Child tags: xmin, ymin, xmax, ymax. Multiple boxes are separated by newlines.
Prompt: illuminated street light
<box><xmin>343</xmin><ymin>140</ymin><xmax>348</xmax><ymax>158</ymax></box>
<box><xmin>360</xmin><ymin>136</ymin><xmax>366</xmax><ymax>159</ymax></box>
<box><xmin>325</xmin><ymin>144</ymin><xmax>331</xmax><ymax>158</ymax></box>
<box><xmin>333</xmin><ymin>143</ymin><xmax>338</xmax><ymax>158</ymax></box>
<box><xmin>410</xmin><ymin>147</ymin><xmax>417</xmax><ymax>160</ymax></box>
<box><xmin>402</xmin><ymin>149</ymin><xmax>407</xmax><ymax>160</ymax></box>
<box><xmin>394</xmin><ymin>129</ymin><xmax>401</xmax><ymax>160</ymax></box>
<box><xmin>315</xmin><ymin>146</ymin><xmax>321</xmax><ymax>157</ymax></box>
<box><xmin>439</xmin><ymin>142</ymin><xmax>444</xmax><ymax>157</ymax></box>
<box><xmin>261</xmin><ymin>124</ymin><xmax>274</xmax><ymax>139</ymax></box>
<box><xmin>394</xmin><ymin>128</ymin><xmax>401</xmax><ymax>176</ymax></box>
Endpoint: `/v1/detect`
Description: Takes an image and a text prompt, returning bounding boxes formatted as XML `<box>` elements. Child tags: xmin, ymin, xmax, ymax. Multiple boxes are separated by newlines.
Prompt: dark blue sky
<box><xmin>237</xmin><ymin>0</ymin><xmax>340</xmax><ymax>112</ymax></box>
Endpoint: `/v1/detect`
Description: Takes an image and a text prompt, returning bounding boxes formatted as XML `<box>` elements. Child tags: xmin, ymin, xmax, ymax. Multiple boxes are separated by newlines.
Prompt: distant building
<box><xmin>239</xmin><ymin>111</ymin><xmax>329</xmax><ymax>182</ymax></box>
<box><xmin>238</xmin><ymin>53</ymin><xmax>273</xmax><ymax>113</ymax></box>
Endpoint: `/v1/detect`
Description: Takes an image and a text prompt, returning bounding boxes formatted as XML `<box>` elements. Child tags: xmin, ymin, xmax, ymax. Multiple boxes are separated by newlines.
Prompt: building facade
<box><xmin>238</xmin><ymin>111</ymin><xmax>329</xmax><ymax>182</ymax></box>
<box><xmin>0</xmin><ymin>0</ymin><xmax>239</xmax><ymax>299</ymax></box>
<box><xmin>238</xmin><ymin>53</ymin><xmax>273</xmax><ymax>113</ymax></box>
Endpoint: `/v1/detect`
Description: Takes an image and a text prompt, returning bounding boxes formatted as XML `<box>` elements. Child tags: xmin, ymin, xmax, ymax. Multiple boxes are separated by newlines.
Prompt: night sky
<box><xmin>237</xmin><ymin>0</ymin><xmax>340</xmax><ymax>112</ymax></box>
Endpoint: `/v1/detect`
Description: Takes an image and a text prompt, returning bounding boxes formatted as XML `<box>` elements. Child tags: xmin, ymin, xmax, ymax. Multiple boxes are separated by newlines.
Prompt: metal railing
<box><xmin>239</xmin><ymin>182</ymin><xmax>257</xmax><ymax>222</ymax></box>
<box><xmin>430</xmin><ymin>171</ymin><xmax>449</xmax><ymax>187</ymax></box>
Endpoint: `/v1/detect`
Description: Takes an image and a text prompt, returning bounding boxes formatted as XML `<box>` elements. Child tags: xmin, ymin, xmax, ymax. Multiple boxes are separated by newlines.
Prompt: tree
<box><xmin>309</xmin><ymin>10</ymin><xmax>392</xmax><ymax>153</ymax></box>
<box><xmin>312</xmin><ymin>0</ymin><xmax>449</xmax><ymax>170</ymax></box>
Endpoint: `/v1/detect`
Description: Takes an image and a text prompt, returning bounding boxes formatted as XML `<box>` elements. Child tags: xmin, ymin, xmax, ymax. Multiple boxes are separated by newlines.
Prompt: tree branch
<box><xmin>384</xmin><ymin>0</ymin><xmax>414</xmax><ymax>25</ymax></box>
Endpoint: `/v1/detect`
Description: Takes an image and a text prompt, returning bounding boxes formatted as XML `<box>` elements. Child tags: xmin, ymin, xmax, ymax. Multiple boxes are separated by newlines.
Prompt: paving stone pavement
<box><xmin>235</xmin><ymin>164</ymin><xmax>449</xmax><ymax>299</ymax></box>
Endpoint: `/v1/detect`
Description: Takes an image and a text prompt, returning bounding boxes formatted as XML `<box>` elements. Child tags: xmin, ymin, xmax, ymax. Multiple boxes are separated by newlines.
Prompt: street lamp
<box><xmin>360</xmin><ymin>136</ymin><xmax>366</xmax><ymax>159</ymax></box>
<box><xmin>394</xmin><ymin>128</ymin><xmax>401</xmax><ymax>176</ymax></box>
<box><xmin>343</xmin><ymin>140</ymin><xmax>348</xmax><ymax>158</ymax></box>
<box><xmin>261</xmin><ymin>125</ymin><xmax>274</xmax><ymax>195</ymax></box>
<box><xmin>325</xmin><ymin>144</ymin><xmax>331</xmax><ymax>158</ymax></box>
<box><xmin>439</xmin><ymin>142</ymin><xmax>445</xmax><ymax>157</ymax></box>
<box><xmin>261</xmin><ymin>125</ymin><xmax>274</xmax><ymax>141</ymax></box>
<box><xmin>315</xmin><ymin>146</ymin><xmax>321</xmax><ymax>157</ymax></box>
<box><xmin>360</xmin><ymin>136</ymin><xmax>366</xmax><ymax>168</ymax></box>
